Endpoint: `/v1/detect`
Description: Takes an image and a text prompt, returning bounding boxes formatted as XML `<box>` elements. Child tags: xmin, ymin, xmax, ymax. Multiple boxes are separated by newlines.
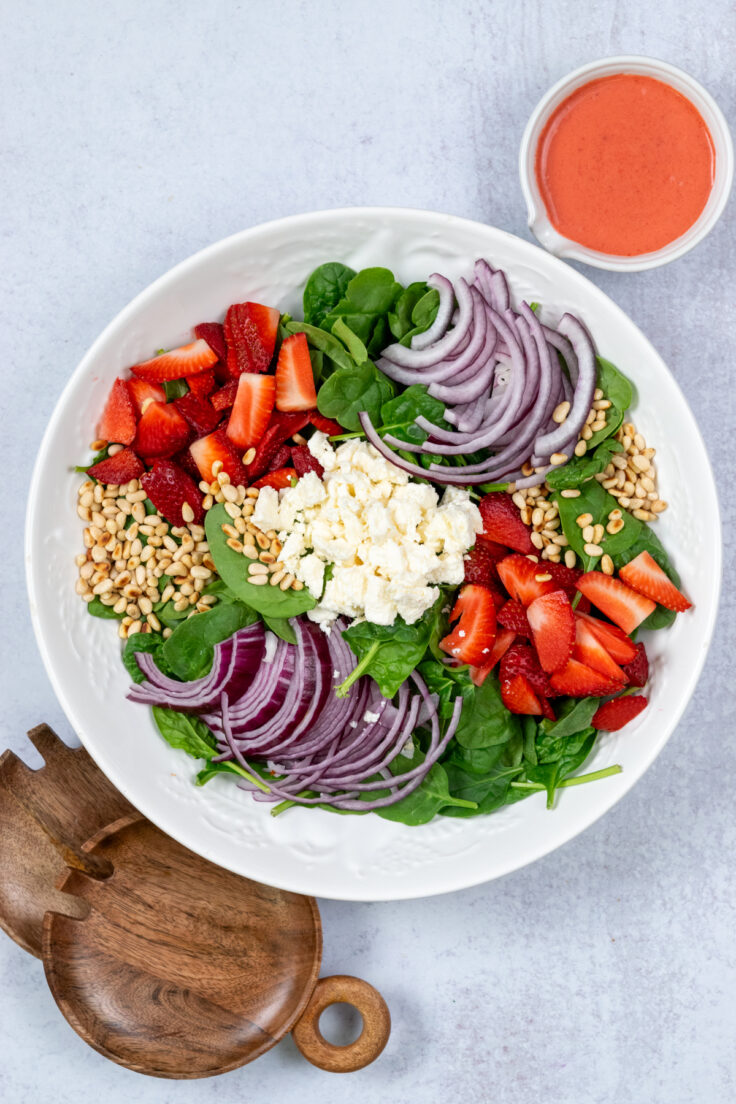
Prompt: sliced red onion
<box><xmin>532</xmin><ymin>313</ymin><xmax>596</xmax><ymax>461</ymax></box>
<box><xmin>379</xmin><ymin>278</ymin><xmax>473</xmax><ymax>370</ymax></box>
<box><xmin>409</xmin><ymin>273</ymin><xmax>455</xmax><ymax>350</ymax></box>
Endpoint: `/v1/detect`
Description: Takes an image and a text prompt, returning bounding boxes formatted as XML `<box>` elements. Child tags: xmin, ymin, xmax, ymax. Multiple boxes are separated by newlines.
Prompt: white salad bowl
<box><xmin>26</xmin><ymin>208</ymin><xmax>721</xmax><ymax>900</ymax></box>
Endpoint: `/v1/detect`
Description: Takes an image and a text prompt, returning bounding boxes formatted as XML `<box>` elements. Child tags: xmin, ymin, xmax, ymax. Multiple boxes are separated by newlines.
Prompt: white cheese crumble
<box><xmin>270</xmin><ymin>433</ymin><xmax>482</xmax><ymax>627</ymax></box>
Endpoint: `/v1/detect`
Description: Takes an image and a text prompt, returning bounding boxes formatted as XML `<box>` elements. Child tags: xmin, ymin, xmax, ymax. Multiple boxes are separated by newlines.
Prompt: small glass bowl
<box><xmin>519</xmin><ymin>55</ymin><xmax>734</xmax><ymax>271</ymax></box>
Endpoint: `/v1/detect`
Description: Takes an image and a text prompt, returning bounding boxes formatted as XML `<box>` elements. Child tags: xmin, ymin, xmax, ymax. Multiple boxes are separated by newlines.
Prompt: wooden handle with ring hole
<box><xmin>291</xmin><ymin>974</ymin><xmax>390</xmax><ymax>1072</ymax></box>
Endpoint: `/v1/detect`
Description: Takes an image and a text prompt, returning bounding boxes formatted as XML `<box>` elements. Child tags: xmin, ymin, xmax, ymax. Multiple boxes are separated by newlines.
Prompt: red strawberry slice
<box><xmin>190</xmin><ymin>428</ymin><xmax>250</xmax><ymax>486</ymax></box>
<box><xmin>224</xmin><ymin>302</ymin><xmax>280</xmax><ymax>377</ymax></box>
<box><xmin>497</xmin><ymin>554</ymin><xmax>557</xmax><ymax>606</ymax></box>
<box><xmin>593</xmin><ymin>695</ymin><xmax>648</xmax><ymax>731</ymax></box>
<box><xmin>174</xmin><ymin>392</ymin><xmax>220</xmax><ymax>437</ymax></box>
<box><xmin>252</xmin><ymin>467</ymin><xmax>298</xmax><ymax>491</ymax></box>
<box><xmin>501</xmin><ymin>673</ymin><xmax>542</xmax><ymax>716</ymax></box>
<box><xmin>469</xmin><ymin>628</ymin><xmax>517</xmax><ymax>686</ymax></box>
<box><xmin>194</xmin><ymin>321</ymin><xmax>227</xmax><ymax>363</ymax></box>
<box><xmin>497</xmin><ymin>599</ymin><xmax>531</xmax><ymax>638</ymax></box>
<box><xmin>140</xmin><ymin>459</ymin><xmax>204</xmax><ymax>527</ymax></box>
<box><xmin>619</xmin><ymin>551</ymin><xmax>692</xmax><ymax>612</ymax></box>
<box><xmin>308</xmin><ymin>412</ymin><xmax>343</xmax><ymax>436</ymax></box>
<box><xmin>211</xmin><ymin>379</ymin><xmax>239</xmax><ymax>413</ymax></box>
<box><xmin>268</xmin><ymin>444</ymin><xmax>293</xmax><ymax>471</ymax></box>
<box><xmin>226</xmin><ymin>374</ymin><xmax>276</xmax><ymax>450</ymax></box>
<box><xmin>130</xmin><ymin>339</ymin><xmax>218</xmax><ymax>383</ymax></box>
<box><xmin>621</xmin><ymin>641</ymin><xmax>649</xmax><ymax>688</ymax></box>
<box><xmin>98</xmin><ymin>378</ymin><xmax>137</xmax><ymax>446</ymax></box>
<box><xmin>500</xmin><ymin>643</ymin><xmax>553</xmax><ymax>698</ymax></box>
<box><xmin>576</xmin><ymin>611</ymin><xmax>638</xmax><ymax>665</ymax></box>
<box><xmin>87</xmin><ymin>447</ymin><xmax>144</xmax><ymax>485</ymax></box>
<box><xmin>577</xmin><ymin>572</ymin><xmax>656</xmax><ymax>634</ymax></box>
<box><xmin>127</xmin><ymin>377</ymin><xmax>166</xmax><ymax>415</ymax></box>
<box><xmin>246</xmin><ymin>412</ymin><xmax>312</xmax><ymax>480</ymax></box>
<box><xmin>291</xmin><ymin>444</ymin><xmax>324</xmax><ymax>478</ymax></box>
<box><xmin>549</xmin><ymin>658</ymin><xmax>624</xmax><ymax>697</ymax></box>
<box><xmin>439</xmin><ymin>584</ymin><xmax>497</xmax><ymax>667</ymax></box>
<box><xmin>478</xmin><ymin>492</ymin><xmax>534</xmax><ymax>554</ymax></box>
<box><xmin>475</xmin><ymin>537</ymin><xmax>511</xmax><ymax>559</ymax></box>
<box><xmin>186</xmin><ymin>368</ymin><xmax>216</xmax><ymax>398</ymax></box>
<box><xmin>172</xmin><ymin>446</ymin><xmax>203</xmax><ymax>483</ymax></box>
<box><xmin>543</xmin><ymin>561</ymin><xmax>582</xmax><ymax>595</ymax></box>
<box><xmin>134</xmin><ymin>401</ymin><xmax>191</xmax><ymax>459</ymax></box>
<box><xmin>573</xmin><ymin>619</ymin><xmax>627</xmax><ymax>685</ymax></box>
<box><xmin>275</xmin><ymin>333</ymin><xmax>318</xmax><ymax>412</ymax></box>
<box><xmin>464</xmin><ymin>544</ymin><xmax>501</xmax><ymax>589</ymax></box>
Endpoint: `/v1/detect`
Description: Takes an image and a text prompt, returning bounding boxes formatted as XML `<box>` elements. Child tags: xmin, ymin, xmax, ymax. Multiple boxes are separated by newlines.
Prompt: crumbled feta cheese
<box><xmin>364</xmin><ymin>710</ymin><xmax>380</xmax><ymax>724</ymax></box>
<box><xmin>271</xmin><ymin>436</ymin><xmax>481</xmax><ymax>627</ymax></box>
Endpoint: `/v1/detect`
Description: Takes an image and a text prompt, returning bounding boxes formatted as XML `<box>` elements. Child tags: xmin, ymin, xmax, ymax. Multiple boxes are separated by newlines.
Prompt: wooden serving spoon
<box><xmin>0</xmin><ymin>725</ymin><xmax>390</xmax><ymax>1076</ymax></box>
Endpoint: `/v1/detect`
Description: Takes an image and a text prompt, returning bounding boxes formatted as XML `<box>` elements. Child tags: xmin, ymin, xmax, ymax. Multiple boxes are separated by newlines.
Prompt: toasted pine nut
<box><xmin>633</xmin><ymin>508</ymin><xmax>654</xmax><ymax>521</ymax></box>
<box><xmin>226</xmin><ymin>538</ymin><xmax>244</xmax><ymax>553</ymax></box>
<box><xmin>222</xmin><ymin>484</ymin><xmax>239</xmax><ymax>503</ymax></box>
<box><xmin>550</xmin><ymin>452</ymin><xmax>568</xmax><ymax>466</ymax></box>
<box><xmin>592</xmin><ymin>524</ymin><xmax>605</xmax><ymax>544</ymax></box>
<box><xmin>581</xmin><ymin>426</ymin><xmax>593</xmax><ymax>441</ymax></box>
<box><xmin>531</xmin><ymin>507</ymin><xmax>545</xmax><ymax>527</ymax></box>
<box><xmin>606</xmin><ymin>518</ymin><xmax>625</xmax><ymax>534</ymax></box>
<box><xmin>576</xmin><ymin>513</ymin><xmax>593</xmax><ymax>528</ymax></box>
<box><xmin>560</xmin><ymin>489</ymin><xmax>580</xmax><ymax>498</ymax></box>
<box><xmin>552</xmin><ymin>401</ymin><xmax>570</xmax><ymax>424</ymax></box>
<box><xmin>564</xmin><ymin>549</ymin><xmax>577</xmax><ymax>569</ymax></box>
<box><xmin>574</xmin><ymin>439</ymin><xmax>587</xmax><ymax>457</ymax></box>
<box><xmin>246</xmin><ymin>487</ymin><xmax>260</xmax><ymax>498</ymax></box>
<box><xmin>582</xmin><ymin>524</ymin><xmax>595</xmax><ymax>542</ymax></box>
<box><xmin>530</xmin><ymin>532</ymin><xmax>544</xmax><ymax>550</ymax></box>
<box><xmin>583</xmin><ymin>542</ymin><xmax>603</xmax><ymax>557</ymax></box>
<box><xmin>651</xmin><ymin>500</ymin><xmax>667</xmax><ymax>513</ymax></box>
<box><xmin>270</xmin><ymin>570</ymin><xmax>286</xmax><ymax>586</ymax></box>
<box><xmin>211</xmin><ymin>460</ymin><xmax>223</xmax><ymax>477</ymax></box>
<box><xmin>248</xmin><ymin>562</ymin><xmax>269</xmax><ymax>575</ymax></box>
<box><xmin>279</xmin><ymin>574</ymin><xmax>294</xmax><ymax>590</ymax></box>
<box><xmin>243</xmin><ymin>447</ymin><xmax>256</xmax><ymax>465</ymax></box>
<box><xmin>256</xmin><ymin>533</ymin><xmax>270</xmax><ymax>550</ymax></box>
<box><xmin>249</xmin><ymin>574</ymin><xmax>268</xmax><ymax>585</ymax></box>
<box><xmin>128</xmin><ymin>619</ymin><xmax>142</xmax><ymax>635</ymax></box>
<box><xmin>512</xmin><ymin>492</ymin><xmax>526</xmax><ymax>509</ymax></box>
<box><xmin>242</xmin><ymin>544</ymin><xmax>258</xmax><ymax>559</ymax></box>
<box><xmin>632</xmin><ymin>454</ymin><xmax>650</xmax><ymax>472</ymax></box>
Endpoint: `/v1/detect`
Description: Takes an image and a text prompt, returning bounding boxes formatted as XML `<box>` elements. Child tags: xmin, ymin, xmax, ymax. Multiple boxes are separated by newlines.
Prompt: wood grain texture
<box><xmin>43</xmin><ymin>815</ymin><xmax>323</xmax><ymax>1078</ymax></box>
<box><xmin>292</xmin><ymin>975</ymin><xmax>391</xmax><ymax>1072</ymax></box>
<box><xmin>0</xmin><ymin>724</ymin><xmax>136</xmax><ymax>956</ymax></box>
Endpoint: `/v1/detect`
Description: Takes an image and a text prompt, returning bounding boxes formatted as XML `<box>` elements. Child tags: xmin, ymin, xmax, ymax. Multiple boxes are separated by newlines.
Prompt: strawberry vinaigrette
<box><xmin>535</xmin><ymin>73</ymin><xmax>715</xmax><ymax>256</ymax></box>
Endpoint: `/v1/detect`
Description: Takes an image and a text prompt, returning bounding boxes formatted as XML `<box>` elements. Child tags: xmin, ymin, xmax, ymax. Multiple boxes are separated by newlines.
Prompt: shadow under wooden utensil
<box><xmin>1</xmin><ymin>724</ymin><xmax>390</xmax><ymax>1077</ymax></box>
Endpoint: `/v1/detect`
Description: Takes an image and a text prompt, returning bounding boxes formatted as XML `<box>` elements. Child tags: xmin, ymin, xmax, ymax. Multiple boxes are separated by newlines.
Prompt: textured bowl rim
<box><xmin>25</xmin><ymin>207</ymin><xmax>723</xmax><ymax>899</ymax></box>
<box><xmin>519</xmin><ymin>55</ymin><xmax>734</xmax><ymax>271</ymax></box>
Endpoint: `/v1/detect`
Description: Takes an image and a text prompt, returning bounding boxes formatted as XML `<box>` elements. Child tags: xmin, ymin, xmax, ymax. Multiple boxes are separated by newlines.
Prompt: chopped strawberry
<box><xmin>211</xmin><ymin>380</ymin><xmax>239</xmax><ymax>413</ymax></box>
<box><xmin>140</xmin><ymin>459</ymin><xmax>204</xmax><ymax>527</ymax></box>
<box><xmin>130</xmin><ymin>339</ymin><xmax>218</xmax><ymax>383</ymax></box>
<box><xmin>621</xmin><ymin>642</ymin><xmax>649</xmax><ymax>688</ymax></box>
<box><xmin>127</xmin><ymin>377</ymin><xmax>166</xmax><ymax>415</ymax></box>
<box><xmin>98</xmin><ymin>378</ymin><xmax>137</xmax><ymax>446</ymax></box>
<box><xmin>497</xmin><ymin>554</ymin><xmax>557</xmax><ymax>606</ymax></box>
<box><xmin>226</xmin><ymin>374</ymin><xmax>276</xmax><ymax>450</ymax></box>
<box><xmin>224</xmin><ymin>302</ymin><xmax>280</xmax><ymax>377</ymax></box>
<box><xmin>464</xmin><ymin>544</ymin><xmax>501</xmax><ymax>589</ymax></box>
<box><xmin>575</xmin><ymin>595</ymin><xmax>592</xmax><ymax>616</ymax></box>
<box><xmin>291</xmin><ymin>444</ymin><xmax>324</xmax><ymax>478</ymax></box>
<box><xmin>619</xmin><ymin>551</ymin><xmax>692</xmax><ymax>612</ymax></box>
<box><xmin>478</xmin><ymin>492</ymin><xmax>534</xmax><ymax>554</ymax></box>
<box><xmin>439</xmin><ymin>584</ymin><xmax>497</xmax><ymax>667</ymax></box>
<box><xmin>275</xmin><ymin>333</ymin><xmax>318</xmax><ymax>412</ymax></box>
<box><xmin>246</xmin><ymin>412</ymin><xmax>312</xmax><ymax>480</ymax></box>
<box><xmin>252</xmin><ymin>467</ymin><xmax>298</xmax><ymax>491</ymax></box>
<box><xmin>497</xmin><ymin>599</ymin><xmax>531</xmax><ymax>638</ymax></box>
<box><xmin>186</xmin><ymin>368</ymin><xmax>216</xmax><ymax>398</ymax></box>
<box><xmin>174</xmin><ymin>392</ymin><xmax>219</xmax><ymax>437</ymax></box>
<box><xmin>87</xmin><ymin>447</ymin><xmax>144</xmax><ymax>484</ymax></box>
<box><xmin>501</xmin><ymin>673</ymin><xmax>542</xmax><ymax>716</ymax></box>
<box><xmin>134</xmin><ymin>401</ymin><xmax>191</xmax><ymax>459</ymax></box>
<box><xmin>309</xmin><ymin>412</ymin><xmax>344</xmax><ymax>436</ymax></box>
<box><xmin>549</xmin><ymin>658</ymin><xmax>624</xmax><ymax>697</ymax></box>
<box><xmin>577</xmin><ymin>572</ymin><xmax>656</xmax><ymax>634</ymax></box>
<box><xmin>469</xmin><ymin>628</ymin><xmax>516</xmax><ymax>686</ymax></box>
<box><xmin>189</xmin><ymin>428</ymin><xmax>249</xmax><ymax>485</ymax></box>
<box><xmin>268</xmin><ymin>444</ymin><xmax>293</xmax><ymax>471</ymax></box>
<box><xmin>500</xmin><ymin>643</ymin><xmax>553</xmax><ymax>698</ymax></box>
<box><xmin>475</xmin><ymin>537</ymin><xmax>511</xmax><ymax>559</ymax></box>
<box><xmin>593</xmin><ymin>695</ymin><xmax>648</xmax><ymax>731</ymax></box>
<box><xmin>172</xmin><ymin>447</ymin><xmax>203</xmax><ymax>483</ymax></box>
<box><xmin>573</xmin><ymin>619</ymin><xmax>627</xmax><ymax>685</ymax></box>
<box><xmin>576</xmin><ymin>612</ymin><xmax>638</xmax><ymax>665</ymax></box>
<box><xmin>194</xmin><ymin>321</ymin><xmax>228</xmax><ymax>363</ymax></box>
<box><xmin>543</xmin><ymin>561</ymin><xmax>582</xmax><ymax>596</ymax></box>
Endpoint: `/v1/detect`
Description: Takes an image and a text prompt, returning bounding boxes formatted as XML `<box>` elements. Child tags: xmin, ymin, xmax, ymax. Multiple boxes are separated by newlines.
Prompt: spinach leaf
<box><xmin>331</xmin><ymin>317</ymin><xmax>369</xmax><ymax>364</ymax></box>
<box><xmin>262</xmin><ymin>615</ymin><xmax>297</xmax><ymax>644</ymax></box>
<box><xmin>303</xmin><ymin>262</ymin><xmax>356</xmax><ymax>327</ymax></box>
<box><xmin>553</xmin><ymin>480</ymin><xmax>642</xmax><ymax>571</ymax></box>
<box><xmin>441</xmin><ymin>736</ymin><xmax>526</xmax><ymax>816</ymax></box>
<box><xmin>155</xmin><ymin>599</ymin><xmax>191</xmax><ymax>629</ymax></box>
<box><xmin>196</xmin><ymin>759</ymin><xmax>267</xmax><ymax>787</ymax></box>
<box><xmin>399</xmin><ymin>288</ymin><xmax>440</xmax><ymax>346</ymax></box>
<box><xmin>539</xmin><ymin>696</ymin><xmax>600</xmax><ymax>741</ymax></box>
<box><xmin>285</xmin><ymin>321</ymin><xmax>355</xmax><ymax>372</ymax></box>
<box><xmin>338</xmin><ymin>600</ymin><xmax>442</xmax><ymax>699</ymax></box>
<box><xmin>612</xmin><ymin>524</ymin><xmax>681</xmax><ymax>630</ymax></box>
<box><xmin>454</xmin><ymin>673</ymin><xmax>522</xmax><ymax>750</ymax></box>
<box><xmin>309</xmin><ymin>348</ymin><xmax>325</xmax><ymax>382</ymax></box>
<box><xmin>161</xmin><ymin>600</ymin><xmax>258</xmax><ymax>681</ymax></box>
<box><xmin>370</xmin><ymin>752</ymin><xmax>477</xmax><ymax>825</ymax></box>
<box><xmin>521</xmin><ymin>715</ymin><xmax>539</xmax><ymax>766</ymax></box>
<box><xmin>123</xmin><ymin>631</ymin><xmax>166</xmax><ymax>683</ymax></box>
<box><xmin>418</xmin><ymin>659</ymin><xmax>471</xmax><ymax>721</ymax></box>
<box><xmin>163</xmin><ymin>379</ymin><xmax>189</xmax><ymax>402</ymax></box>
<box><xmin>378</xmin><ymin>384</ymin><xmax>446</xmax><ymax>445</ymax></box>
<box><xmin>321</xmin><ymin>268</ymin><xmax>403</xmax><ymax>352</ymax></box>
<box><xmin>317</xmin><ymin>359</ymin><xmax>395</xmax><ymax>431</ymax></box>
<box><xmin>205</xmin><ymin>504</ymin><xmax>316</xmax><ymax>618</ymax></box>
<box><xmin>388</xmin><ymin>282</ymin><xmax>431</xmax><ymax>341</ymax></box>
<box><xmin>586</xmin><ymin>357</ymin><xmax>634</xmax><ymax>449</ymax></box>
<box><xmin>523</xmin><ymin>728</ymin><xmax>597</xmax><ymax>808</ymax></box>
<box><xmin>152</xmin><ymin>706</ymin><xmax>217</xmax><ymax>760</ymax></box>
<box><xmin>86</xmin><ymin>596</ymin><xmax>123</xmax><ymax>620</ymax></box>
<box><xmin>75</xmin><ymin>443</ymin><xmax>110</xmax><ymax>474</ymax></box>
<box><xmin>546</xmin><ymin>438</ymin><xmax>623</xmax><ymax>491</ymax></box>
